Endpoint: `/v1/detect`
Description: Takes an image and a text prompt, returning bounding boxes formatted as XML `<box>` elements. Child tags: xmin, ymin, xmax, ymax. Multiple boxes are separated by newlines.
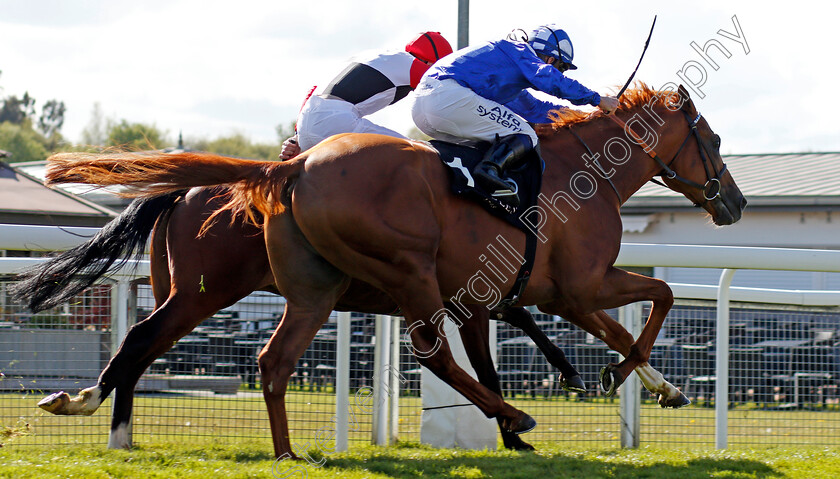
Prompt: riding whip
<box><xmin>616</xmin><ymin>15</ymin><xmax>657</xmax><ymax>99</ymax></box>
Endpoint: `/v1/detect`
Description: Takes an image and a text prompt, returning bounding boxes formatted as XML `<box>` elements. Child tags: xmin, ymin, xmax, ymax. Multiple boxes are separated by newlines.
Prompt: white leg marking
<box><xmin>108</xmin><ymin>422</ymin><xmax>132</xmax><ymax>449</ymax></box>
<box><xmin>636</xmin><ymin>363</ymin><xmax>680</xmax><ymax>399</ymax></box>
<box><xmin>67</xmin><ymin>386</ymin><xmax>103</xmax><ymax>415</ymax></box>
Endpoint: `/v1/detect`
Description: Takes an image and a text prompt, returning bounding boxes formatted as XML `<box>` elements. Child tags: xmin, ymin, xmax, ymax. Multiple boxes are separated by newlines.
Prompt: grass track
<box><xmin>2</xmin><ymin>389</ymin><xmax>839</xmax><ymax>448</ymax></box>
<box><xmin>3</xmin><ymin>389</ymin><xmax>840</xmax><ymax>478</ymax></box>
<box><xmin>1</xmin><ymin>441</ymin><xmax>839</xmax><ymax>478</ymax></box>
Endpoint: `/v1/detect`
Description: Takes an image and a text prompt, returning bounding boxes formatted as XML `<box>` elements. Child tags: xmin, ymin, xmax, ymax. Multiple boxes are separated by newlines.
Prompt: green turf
<box><xmin>3</xmin><ymin>387</ymin><xmax>840</xmax><ymax>478</ymax></box>
<box><xmin>2</xmin><ymin>389</ymin><xmax>839</xmax><ymax>449</ymax></box>
<box><xmin>0</xmin><ymin>441</ymin><xmax>839</xmax><ymax>478</ymax></box>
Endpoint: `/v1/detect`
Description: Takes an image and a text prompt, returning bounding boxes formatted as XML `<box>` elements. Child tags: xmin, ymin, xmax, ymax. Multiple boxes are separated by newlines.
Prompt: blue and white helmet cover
<box><xmin>527</xmin><ymin>24</ymin><xmax>576</xmax><ymax>69</ymax></box>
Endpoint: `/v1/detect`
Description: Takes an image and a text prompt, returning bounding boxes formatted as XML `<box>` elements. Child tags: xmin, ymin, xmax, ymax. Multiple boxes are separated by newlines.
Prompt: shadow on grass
<box><xmin>322</xmin><ymin>449</ymin><xmax>781</xmax><ymax>479</ymax></box>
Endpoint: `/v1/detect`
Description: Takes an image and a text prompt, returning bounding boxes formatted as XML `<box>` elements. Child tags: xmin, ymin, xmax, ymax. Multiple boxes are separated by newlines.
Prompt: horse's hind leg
<box><xmin>456</xmin><ymin>304</ymin><xmax>534</xmax><ymax>451</ymax></box>
<box><xmin>39</xmin><ymin>193</ymin><xmax>275</xmax><ymax>448</ymax></box>
<box><xmin>37</xmin><ymin>206</ymin><xmax>181</xmax><ymax>421</ymax></box>
<box><xmin>259</xmin><ymin>301</ymin><xmax>338</xmax><ymax>458</ymax></box>
<box><xmin>38</xmin><ymin>294</ymin><xmax>232</xmax><ymax>446</ymax></box>
<box><xmin>261</xmin><ymin>213</ymin><xmax>351</xmax><ymax>458</ymax></box>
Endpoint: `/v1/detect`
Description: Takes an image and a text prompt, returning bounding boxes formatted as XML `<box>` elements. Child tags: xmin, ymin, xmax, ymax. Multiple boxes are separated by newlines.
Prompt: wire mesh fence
<box><xmin>2</xmin><ymin>275</ymin><xmax>840</xmax><ymax>450</ymax></box>
<box><xmin>641</xmin><ymin>301</ymin><xmax>840</xmax><ymax>447</ymax></box>
<box><xmin>493</xmin><ymin>312</ymin><xmax>622</xmax><ymax>445</ymax></box>
<box><xmin>0</xmin><ymin>279</ymin><xmax>114</xmax><ymax>446</ymax></box>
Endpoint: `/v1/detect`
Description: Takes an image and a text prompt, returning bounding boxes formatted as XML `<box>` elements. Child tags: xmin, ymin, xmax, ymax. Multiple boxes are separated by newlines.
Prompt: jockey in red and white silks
<box><xmin>280</xmin><ymin>32</ymin><xmax>453</xmax><ymax>159</ymax></box>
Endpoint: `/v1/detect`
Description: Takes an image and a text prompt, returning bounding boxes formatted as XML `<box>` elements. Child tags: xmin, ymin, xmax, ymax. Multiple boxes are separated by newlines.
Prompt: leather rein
<box><xmin>569</xmin><ymin>109</ymin><xmax>727</xmax><ymax>206</ymax></box>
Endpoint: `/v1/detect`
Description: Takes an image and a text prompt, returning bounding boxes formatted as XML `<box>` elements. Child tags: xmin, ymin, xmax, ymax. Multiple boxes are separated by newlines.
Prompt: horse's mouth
<box><xmin>711</xmin><ymin>194</ymin><xmax>747</xmax><ymax>226</ymax></box>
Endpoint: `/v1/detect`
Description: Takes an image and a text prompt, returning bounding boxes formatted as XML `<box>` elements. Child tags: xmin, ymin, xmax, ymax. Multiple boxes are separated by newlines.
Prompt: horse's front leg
<box><xmin>493</xmin><ymin>306</ymin><xmax>585</xmax><ymax>393</ymax></box>
<box><xmin>542</xmin><ymin>267</ymin><xmax>688</xmax><ymax>407</ymax></box>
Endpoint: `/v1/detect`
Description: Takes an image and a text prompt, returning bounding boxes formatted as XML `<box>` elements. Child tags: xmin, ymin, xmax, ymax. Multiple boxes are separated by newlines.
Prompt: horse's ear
<box><xmin>677</xmin><ymin>84</ymin><xmax>696</xmax><ymax>113</ymax></box>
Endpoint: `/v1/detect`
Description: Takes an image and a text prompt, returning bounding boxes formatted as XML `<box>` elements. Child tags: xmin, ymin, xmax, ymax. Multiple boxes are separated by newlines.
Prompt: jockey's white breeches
<box><xmin>411</xmin><ymin>77</ymin><xmax>538</xmax><ymax>146</ymax></box>
<box><xmin>296</xmin><ymin>95</ymin><xmax>406</xmax><ymax>150</ymax></box>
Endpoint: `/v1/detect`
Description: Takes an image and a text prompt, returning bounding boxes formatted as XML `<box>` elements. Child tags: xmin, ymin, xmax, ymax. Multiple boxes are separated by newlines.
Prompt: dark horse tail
<box><xmin>9</xmin><ymin>192</ymin><xmax>184</xmax><ymax>312</ymax></box>
<box><xmin>46</xmin><ymin>151</ymin><xmax>304</xmax><ymax>232</ymax></box>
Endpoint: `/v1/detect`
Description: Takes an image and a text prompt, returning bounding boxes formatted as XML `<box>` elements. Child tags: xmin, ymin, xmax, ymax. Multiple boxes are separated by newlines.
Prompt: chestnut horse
<box><xmin>43</xmin><ymin>84</ymin><xmax>746</xmax><ymax>458</ymax></box>
<box><xmin>13</xmin><ymin>187</ymin><xmax>580</xmax><ymax>452</ymax></box>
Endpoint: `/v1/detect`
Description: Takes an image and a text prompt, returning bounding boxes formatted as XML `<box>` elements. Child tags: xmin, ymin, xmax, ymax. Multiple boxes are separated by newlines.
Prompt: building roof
<box><xmin>12</xmin><ymin>161</ymin><xmax>132</xmax><ymax>210</ymax></box>
<box><xmin>12</xmin><ymin>142</ymin><xmax>196</xmax><ymax>211</ymax></box>
<box><xmin>624</xmin><ymin>152</ymin><xmax>840</xmax><ymax>210</ymax></box>
<box><xmin>0</xmin><ymin>161</ymin><xmax>117</xmax><ymax>226</ymax></box>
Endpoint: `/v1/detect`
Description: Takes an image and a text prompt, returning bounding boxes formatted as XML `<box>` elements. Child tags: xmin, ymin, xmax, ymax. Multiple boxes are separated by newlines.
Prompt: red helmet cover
<box><xmin>406</xmin><ymin>31</ymin><xmax>453</xmax><ymax>64</ymax></box>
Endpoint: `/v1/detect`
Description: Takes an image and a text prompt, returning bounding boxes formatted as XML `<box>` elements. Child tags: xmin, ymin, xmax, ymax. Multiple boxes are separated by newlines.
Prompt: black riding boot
<box><xmin>473</xmin><ymin>134</ymin><xmax>533</xmax><ymax>207</ymax></box>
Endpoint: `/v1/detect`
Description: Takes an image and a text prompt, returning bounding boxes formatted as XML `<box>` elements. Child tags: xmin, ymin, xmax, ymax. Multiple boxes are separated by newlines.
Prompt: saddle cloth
<box><xmin>429</xmin><ymin>139</ymin><xmax>543</xmax><ymax>235</ymax></box>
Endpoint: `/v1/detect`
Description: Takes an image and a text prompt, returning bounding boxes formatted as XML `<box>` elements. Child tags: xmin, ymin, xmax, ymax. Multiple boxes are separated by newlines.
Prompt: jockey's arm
<box><xmin>504</xmin><ymin>90</ymin><xmax>566</xmax><ymax>124</ymax></box>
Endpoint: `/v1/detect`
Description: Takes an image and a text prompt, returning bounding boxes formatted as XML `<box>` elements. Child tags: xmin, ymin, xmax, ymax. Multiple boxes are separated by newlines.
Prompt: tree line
<box><xmin>0</xmin><ymin>69</ymin><xmax>294</xmax><ymax>163</ymax></box>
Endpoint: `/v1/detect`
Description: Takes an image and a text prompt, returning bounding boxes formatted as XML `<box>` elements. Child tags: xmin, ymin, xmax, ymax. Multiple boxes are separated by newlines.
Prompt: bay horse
<box><xmin>13</xmin><ymin>187</ymin><xmax>580</xmax><ymax>452</ymax></box>
<box><xmin>42</xmin><ymin>84</ymin><xmax>746</xmax><ymax>458</ymax></box>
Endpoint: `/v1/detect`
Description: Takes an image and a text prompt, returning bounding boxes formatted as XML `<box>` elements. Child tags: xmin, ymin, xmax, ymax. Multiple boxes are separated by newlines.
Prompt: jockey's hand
<box><xmin>279</xmin><ymin>136</ymin><xmax>301</xmax><ymax>160</ymax></box>
<box><xmin>598</xmin><ymin>96</ymin><xmax>620</xmax><ymax>115</ymax></box>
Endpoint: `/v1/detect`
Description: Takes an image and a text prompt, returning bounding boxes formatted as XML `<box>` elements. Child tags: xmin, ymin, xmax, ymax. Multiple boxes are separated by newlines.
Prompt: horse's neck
<box><xmin>566</xmin><ymin>108</ymin><xmax>675</xmax><ymax>205</ymax></box>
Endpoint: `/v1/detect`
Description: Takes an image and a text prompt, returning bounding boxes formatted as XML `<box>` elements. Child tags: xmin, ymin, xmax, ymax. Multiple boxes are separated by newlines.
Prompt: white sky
<box><xmin>1</xmin><ymin>0</ymin><xmax>838</xmax><ymax>154</ymax></box>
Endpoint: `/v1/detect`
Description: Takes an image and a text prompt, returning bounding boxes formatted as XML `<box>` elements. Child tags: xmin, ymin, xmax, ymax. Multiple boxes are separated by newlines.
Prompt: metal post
<box><xmin>457</xmin><ymin>0</ymin><xmax>469</xmax><ymax>49</ymax></box>
<box><xmin>372</xmin><ymin>314</ymin><xmax>391</xmax><ymax>445</ymax></box>
<box><xmin>390</xmin><ymin>316</ymin><xmax>401</xmax><ymax>443</ymax></box>
<box><xmin>715</xmin><ymin>269</ymin><xmax>736</xmax><ymax>449</ymax></box>
<box><xmin>335</xmin><ymin>311</ymin><xmax>351</xmax><ymax>452</ymax></box>
<box><xmin>110</xmin><ymin>278</ymin><xmax>131</xmax><ymax>444</ymax></box>
<box><xmin>619</xmin><ymin>302</ymin><xmax>642</xmax><ymax>448</ymax></box>
<box><xmin>111</xmin><ymin>279</ymin><xmax>130</xmax><ymax>352</ymax></box>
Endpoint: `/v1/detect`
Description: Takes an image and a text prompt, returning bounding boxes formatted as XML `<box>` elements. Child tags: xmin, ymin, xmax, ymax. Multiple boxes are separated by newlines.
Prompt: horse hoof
<box><xmin>107</xmin><ymin>423</ymin><xmax>133</xmax><ymax>449</ymax></box>
<box><xmin>659</xmin><ymin>391</ymin><xmax>691</xmax><ymax>408</ymax></box>
<box><xmin>560</xmin><ymin>374</ymin><xmax>586</xmax><ymax>393</ymax></box>
<box><xmin>502</xmin><ymin>413</ymin><xmax>537</xmax><ymax>435</ymax></box>
<box><xmin>38</xmin><ymin>391</ymin><xmax>70</xmax><ymax>415</ymax></box>
<box><xmin>502</xmin><ymin>434</ymin><xmax>536</xmax><ymax>451</ymax></box>
<box><xmin>599</xmin><ymin>364</ymin><xmax>625</xmax><ymax>397</ymax></box>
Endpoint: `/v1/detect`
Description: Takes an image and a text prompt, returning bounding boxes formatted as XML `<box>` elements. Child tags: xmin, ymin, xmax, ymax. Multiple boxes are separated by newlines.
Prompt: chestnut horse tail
<box><xmin>47</xmin><ymin>151</ymin><xmax>305</xmax><ymax>231</ymax></box>
<box><xmin>9</xmin><ymin>191</ymin><xmax>184</xmax><ymax>312</ymax></box>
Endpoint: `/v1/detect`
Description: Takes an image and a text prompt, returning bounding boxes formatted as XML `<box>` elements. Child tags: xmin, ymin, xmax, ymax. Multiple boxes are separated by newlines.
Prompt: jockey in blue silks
<box><xmin>412</xmin><ymin>25</ymin><xmax>619</xmax><ymax>206</ymax></box>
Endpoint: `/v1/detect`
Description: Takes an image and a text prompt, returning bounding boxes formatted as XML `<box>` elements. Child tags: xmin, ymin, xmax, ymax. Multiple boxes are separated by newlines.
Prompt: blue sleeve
<box><xmin>504</xmin><ymin>90</ymin><xmax>567</xmax><ymax>123</ymax></box>
<box><xmin>497</xmin><ymin>41</ymin><xmax>602</xmax><ymax>107</ymax></box>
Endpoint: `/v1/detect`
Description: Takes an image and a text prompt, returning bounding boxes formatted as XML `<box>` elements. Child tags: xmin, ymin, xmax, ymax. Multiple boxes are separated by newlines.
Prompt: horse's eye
<box><xmin>713</xmin><ymin>135</ymin><xmax>721</xmax><ymax>149</ymax></box>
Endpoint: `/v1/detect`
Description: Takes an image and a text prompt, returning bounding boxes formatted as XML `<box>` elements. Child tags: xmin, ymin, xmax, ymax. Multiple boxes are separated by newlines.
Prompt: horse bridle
<box><xmin>607</xmin><ymin>109</ymin><xmax>728</xmax><ymax>204</ymax></box>
<box><xmin>596</xmin><ymin>17</ymin><xmax>726</xmax><ymax>205</ymax></box>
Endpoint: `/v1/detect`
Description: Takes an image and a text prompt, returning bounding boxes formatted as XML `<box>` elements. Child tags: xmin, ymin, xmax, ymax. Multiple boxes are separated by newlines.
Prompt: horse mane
<box><xmin>547</xmin><ymin>82</ymin><xmax>678</xmax><ymax>129</ymax></box>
